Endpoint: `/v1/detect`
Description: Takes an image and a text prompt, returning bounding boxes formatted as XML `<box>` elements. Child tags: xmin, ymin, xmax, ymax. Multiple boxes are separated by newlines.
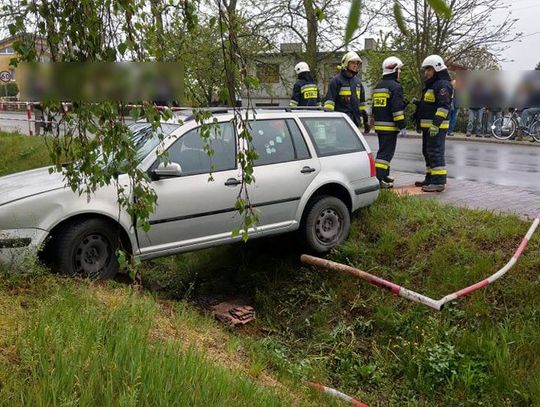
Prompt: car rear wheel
<box><xmin>301</xmin><ymin>195</ymin><xmax>351</xmax><ymax>254</ymax></box>
<box><xmin>49</xmin><ymin>218</ymin><xmax>120</xmax><ymax>279</ymax></box>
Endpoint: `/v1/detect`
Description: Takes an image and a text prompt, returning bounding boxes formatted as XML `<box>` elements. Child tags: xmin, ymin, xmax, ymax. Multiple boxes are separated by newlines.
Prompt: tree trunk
<box><xmin>223</xmin><ymin>0</ymin><xmax>239</xmax><ymax>107</ymax></box>
<box><xmin>303</xmin><ymin>0</ymin><xmax>318</xmax><ymax>80</ymax></box>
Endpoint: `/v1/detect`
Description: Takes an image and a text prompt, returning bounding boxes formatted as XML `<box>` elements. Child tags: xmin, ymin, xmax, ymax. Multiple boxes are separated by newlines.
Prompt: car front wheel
<box><xmin>49</xmin><ymin>218</ymin><xmax>120</xmax><ymax>279</ymax></box>
<box><xmin>301</xmin><ymin>195</ymin><xmax>351</xmax><ymax>254</ymax></box>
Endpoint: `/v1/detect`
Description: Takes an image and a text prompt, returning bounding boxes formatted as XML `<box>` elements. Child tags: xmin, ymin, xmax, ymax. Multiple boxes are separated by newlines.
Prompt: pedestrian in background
<box><xmin>447</xmin><ymin>73</ymin><xmax>461</xmax><ymax>137</ymax></box>
<box><xmin>484</xmin><ymin>74</ymin><xmax>505</xmax><ymax>138</ymax></box>
<box><xmin>466</xmin><ymin>77</ymin><xmax>486</xmax><ymax>137</ymax></box>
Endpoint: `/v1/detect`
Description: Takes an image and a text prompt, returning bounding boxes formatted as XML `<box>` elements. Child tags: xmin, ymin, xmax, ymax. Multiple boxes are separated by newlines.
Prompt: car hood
<box><xmin>0</xmin><ymin>167</ymin><xmax>66</xmax><ymax>207</ymax></box>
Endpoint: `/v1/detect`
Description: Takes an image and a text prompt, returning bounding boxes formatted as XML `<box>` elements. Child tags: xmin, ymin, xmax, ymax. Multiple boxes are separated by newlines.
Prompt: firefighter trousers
<box><xmin>375</xmin><ymin>131</ymin><xmax>398</xmax><ymax>181</ymax></box>
<box><xmin>421</xmin><ymin>128</ymin><xmax>447</xmax><ymax>185</ymax></box>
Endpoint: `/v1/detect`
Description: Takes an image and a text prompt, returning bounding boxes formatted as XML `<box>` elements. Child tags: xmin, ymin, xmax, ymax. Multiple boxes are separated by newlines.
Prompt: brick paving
<box><xmin>392</xmin><ymin>171</ymin><xmax>540</xmax><ymax>220</ymax></box>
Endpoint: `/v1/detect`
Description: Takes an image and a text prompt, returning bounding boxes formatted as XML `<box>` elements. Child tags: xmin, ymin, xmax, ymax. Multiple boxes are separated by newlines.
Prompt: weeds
<box><xmin>2</xmin><ymin>133</ymin><xmax>540</xmax><ymax>405</ymax></box>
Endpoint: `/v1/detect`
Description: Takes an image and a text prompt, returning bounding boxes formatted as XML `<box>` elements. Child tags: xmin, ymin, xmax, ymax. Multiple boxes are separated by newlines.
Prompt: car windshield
<box><xmin>88</xmin><ymin>122</ymin><xmax>179</xmax><ymax>173</ymax></box>
<box><xmin>129</xmin><ymin>122</ymin><xmax>179</xmax><ymax>162</ymax></box>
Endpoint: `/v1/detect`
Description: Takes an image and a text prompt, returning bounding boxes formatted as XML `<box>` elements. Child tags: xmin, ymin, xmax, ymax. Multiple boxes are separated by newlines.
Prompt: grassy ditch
<box><xmin>0</xmin><ymin>271</ymin><xmax>330</xmax><ymax>406</ymax></box>
<box><xmin>143</xmin><ymin>192</ymin><xmax>540</xmax><ymax>406</ymax></box>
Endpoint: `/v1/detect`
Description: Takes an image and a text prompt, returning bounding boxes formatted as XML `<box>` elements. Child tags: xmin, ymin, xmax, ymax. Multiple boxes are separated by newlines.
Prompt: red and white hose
<box><xmin>26</xmin><ymin>102</ymin><xmax>33</xmax><ymax>136</ymax></box>
<box><xmin>301</xmin><ymin>211</ymin><xmax>540</xmax><ymax>311</ymax></box>
<box><xmin>306</xmin><ymin>382</ymin><xmax>369</xmax><ymax>407</ymax></box>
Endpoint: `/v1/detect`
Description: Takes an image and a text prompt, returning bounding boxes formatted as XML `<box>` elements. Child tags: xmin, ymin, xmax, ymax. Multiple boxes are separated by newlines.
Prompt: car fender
<box><xmin>294</xmin><ymin>170</ymin><xmax>356</xmax><ymax>222</ymax></box>
<box><xmin>0</xmin><ymin>185</ymin><xmax>137</xmax><ymax>251</ymax></box>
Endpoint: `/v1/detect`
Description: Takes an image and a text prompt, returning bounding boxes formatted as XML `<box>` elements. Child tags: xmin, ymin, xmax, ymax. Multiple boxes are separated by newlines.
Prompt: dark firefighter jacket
<box><xmin>372</xmin><ymin>73</ymin><xmax>406</xmax><ymax>132</ymax></box>
<box><xmin>415</xmin><ymin>69</ymin><xmax>453</xmax><ymax>130</ymax></box>
<box><xmin>289</xmin><ymin>79</ymin><xmax>320</xmax><ymax>107</ymax></box>
<box><xmin>323</xmin><ymin>70</ymin><xmax>368</xmax><ymax>126</ymax></box>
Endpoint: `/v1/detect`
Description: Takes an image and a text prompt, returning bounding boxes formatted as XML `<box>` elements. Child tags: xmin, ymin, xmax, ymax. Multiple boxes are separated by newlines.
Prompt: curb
<box><xmin>364</xmin><ymin>132</ymin><xmax>540</xmax><ymax>148</ymax></box>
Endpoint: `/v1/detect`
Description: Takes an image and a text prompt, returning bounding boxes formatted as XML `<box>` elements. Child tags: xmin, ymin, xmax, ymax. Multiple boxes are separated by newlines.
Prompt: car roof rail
<box><xmin>178</xmin><ymin>106</ymin><xmax>334</xmax><ymax>122</ymax></box>
<box><xmin>178</xmin><ymin>107</ymin><xmax>231</xmax><ymax>122</ymax></box>
<box><xmin>253</xmin><ymin>106</ymin><xmax>332</xmax><ymax>112</ymax></box>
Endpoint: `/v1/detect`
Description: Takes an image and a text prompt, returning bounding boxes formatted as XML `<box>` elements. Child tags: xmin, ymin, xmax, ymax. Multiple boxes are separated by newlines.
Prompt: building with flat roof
<box><xmin>242</xmin><ymin>38</ymin><xmax>376</xmax><ymax>107</ymax></box>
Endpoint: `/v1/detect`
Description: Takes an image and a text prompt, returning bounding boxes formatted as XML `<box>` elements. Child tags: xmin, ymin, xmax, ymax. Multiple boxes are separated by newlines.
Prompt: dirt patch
<box><xmin>392</xmin><ymin>186</ymin><xmax>430</xmax><ymax>196</ymax></box>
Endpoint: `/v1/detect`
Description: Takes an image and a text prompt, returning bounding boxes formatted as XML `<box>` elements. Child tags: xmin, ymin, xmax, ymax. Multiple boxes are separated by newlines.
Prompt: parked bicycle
<box><xmin>491</xmin><ymin>109</ymin><xmax>540</xmax><ymax>142</ymax></box>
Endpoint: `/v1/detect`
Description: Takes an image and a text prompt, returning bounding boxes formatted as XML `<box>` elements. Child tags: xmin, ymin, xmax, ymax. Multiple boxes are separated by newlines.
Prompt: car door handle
<box><xmin>224</xmin><ymin>178</ymin><xmax>242</xmax><ymax>186</ymax></box>
<box><xmin>300</xmin><ymin>166</ymin><xmax>316</xmax><ymax>174</ymax></box>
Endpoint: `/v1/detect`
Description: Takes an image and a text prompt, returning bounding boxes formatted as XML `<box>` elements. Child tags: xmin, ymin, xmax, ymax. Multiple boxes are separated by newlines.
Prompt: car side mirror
<box><xmin>152</xmin><ymin>162</ymin><xmax>182</xmax><ymax>179</ymax></box>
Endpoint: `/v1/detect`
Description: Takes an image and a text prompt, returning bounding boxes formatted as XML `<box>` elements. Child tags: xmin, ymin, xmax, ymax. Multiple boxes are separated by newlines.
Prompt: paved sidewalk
<box><xmin>364</xmin><ymin>131</ymin><xmax>540</xmax><ymax>148</ymax></box>
<box><xmin>392</xmin><ymin>171</ymin><xmax>540</xmax><ymax>220</ymax></box>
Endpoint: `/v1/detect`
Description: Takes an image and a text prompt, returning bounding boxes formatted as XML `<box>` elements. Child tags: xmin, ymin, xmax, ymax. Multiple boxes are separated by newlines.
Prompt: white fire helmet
<box><xmin>341</xmin><ymin>51</ymin><xmax>361</xmax><ymax>69</ymax></box>
<box><xmin>382</xmin><ymin>56</ymin><xmax>404</xmax><ymax>75</ymax></box>
<box><xmin>421</xmin><ymin>54</ymin><xmax>447</xmax><ymax>72</ymax></box>
<box><xmin>294</xmin><ymin>62</ymin><xmax>310</xmax><ymax>75</ymax></box>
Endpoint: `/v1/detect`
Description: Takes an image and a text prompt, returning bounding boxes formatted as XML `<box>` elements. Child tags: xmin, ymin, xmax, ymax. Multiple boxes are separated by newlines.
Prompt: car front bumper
<box><xmin>0</xmin><ymin>228</ymin><xmax>48</xmax><ymax>266</ymax></box>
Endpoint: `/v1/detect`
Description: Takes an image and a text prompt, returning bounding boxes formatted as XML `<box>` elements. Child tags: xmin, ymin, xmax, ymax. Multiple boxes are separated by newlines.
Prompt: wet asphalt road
<box><xmin>366</xmin><ymin>135</ymin><xmax>540</xmax><ymax>192</ymax></box>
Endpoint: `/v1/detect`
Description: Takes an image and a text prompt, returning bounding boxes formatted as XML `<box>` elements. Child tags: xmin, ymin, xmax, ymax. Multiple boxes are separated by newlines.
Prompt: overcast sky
<box><xmin>495</xmin><ymin>0</ymin><xmax>540</xmax><ymax>70</ymax></box>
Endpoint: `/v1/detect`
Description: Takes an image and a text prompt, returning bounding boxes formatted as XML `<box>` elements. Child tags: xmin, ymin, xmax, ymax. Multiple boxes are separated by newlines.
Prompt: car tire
<box><xmin>301</xmin><ymin>195</ymin><xmax>351</xmax><ymax>254</ymax></box>
<box><xmin>49</xmin><ymin>218</ymin><xmax>120</xmax><ymax>279</ymax></box>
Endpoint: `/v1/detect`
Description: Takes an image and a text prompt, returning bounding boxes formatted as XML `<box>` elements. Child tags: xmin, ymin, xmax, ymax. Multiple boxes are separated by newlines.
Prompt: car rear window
<box><xmin>300</xmin><ymin>117</ymin><xmax>365</xmax><ymax>157</ymax></box>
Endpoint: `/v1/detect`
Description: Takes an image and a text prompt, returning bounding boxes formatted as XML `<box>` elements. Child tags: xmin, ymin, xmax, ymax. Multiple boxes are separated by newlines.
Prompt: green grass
<box><xmin>0</xmin><ymin>273</ymin><xmax>328</xmax><ymax>406</ymax></box>
<box><xmin>0</xmin><ymin>131</ymin><xmax>52</xmax><ymax>176</ymax></box>
<box><xmin>143</xmin><ymin>193</ymin><xmax>540</xmax><ymax>406</ymax></box>
<box><xmin>2</xmin><ymin>131</ymin><xmax>540</xmax><ymax>405</ymax></box>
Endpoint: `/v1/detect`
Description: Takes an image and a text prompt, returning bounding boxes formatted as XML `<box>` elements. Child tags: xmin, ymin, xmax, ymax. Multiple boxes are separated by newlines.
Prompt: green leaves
<box><xmin>426</xmin><ymin>0</ymin><xmax>452</xmax><ymax>18</ymax></box>
<box><xmin>344</xmin><ymin>0</ymin><xmax>361</xmax><ymax>45</ymax></box>
<box><xmin>392</xmin><ymin>0</ymin><xmax>452</xmax><ymax>39</ymax></box>
<box><xmin>243</xmin><ymin>75</ymin><xmax>260</xmax><ymax>90</ymax></box>
<box><xmin>314</xmin><ymin>7</ymin><xmax>325</xmax><ymax>22</ymax></box>
<box><xmin>393</xmin><ymin>0</ymin><xmax>452</xmax><ymax>24</ymax></box>
<box><xmin>117</xmin><ymin>42</ymin><xmax>128</xmax><ymax>56</ymax></box>
<box><xmin>393</xmin><ymin>2</ymin><xmax>408</xmax><ymax>36</ymax></box>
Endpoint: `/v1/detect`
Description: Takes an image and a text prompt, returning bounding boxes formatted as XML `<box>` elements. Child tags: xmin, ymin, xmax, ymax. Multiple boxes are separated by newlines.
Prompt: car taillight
<box><xmin>368</xmin><ymin>152</ymin><xmax>376</xmax><ymax>177</ymax></box>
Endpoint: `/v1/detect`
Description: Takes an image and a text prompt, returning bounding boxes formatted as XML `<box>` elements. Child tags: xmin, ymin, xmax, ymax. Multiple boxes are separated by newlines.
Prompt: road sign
<box><xmin>0</xmin><ymin>71</ymin><xmax>11</xmax><ymax>83</ymax></box>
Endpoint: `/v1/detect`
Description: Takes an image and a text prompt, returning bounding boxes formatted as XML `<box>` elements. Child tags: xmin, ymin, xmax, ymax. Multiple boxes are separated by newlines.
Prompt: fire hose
<box><xmin>302</xmin><ymin>211</ymin><xmax>540</xmax><ymax>311</ymax></box>
<box><xmin>306</xmin><ymin>382</ymin><xmax>368</xmax><ymax>407</ymax></box>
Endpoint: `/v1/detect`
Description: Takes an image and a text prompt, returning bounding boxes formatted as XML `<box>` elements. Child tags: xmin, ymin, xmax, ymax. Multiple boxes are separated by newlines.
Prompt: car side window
<box><xmin>286</xmin><ymin>119</ymin><xmax>311</xmax><ymax>160</ymax></box>
<box><xmin>163</xmin><ymin>122</ymin><xmax>236</xmax><ymax>176</ymax></box>
<box><xmin>249</xmin><ymin>119</ymin><xmax>300</xmax><ymax>166</ymax></box>
<box><xmin>301</xmin><ymin>117</ymin><xmax>365</xmax><ymax>156</ymax></box>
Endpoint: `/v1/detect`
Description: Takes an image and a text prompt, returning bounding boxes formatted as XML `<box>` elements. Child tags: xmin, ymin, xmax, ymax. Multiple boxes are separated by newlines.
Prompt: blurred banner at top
<box><xmin>19</xmin><ymin>62</ymin><xmax>184</xmax><ymax>105</ymax></box>
<box><xmin>457</xmin><ymin>70</ymin><xmax>540</xmax><ymax>110</ymax></box>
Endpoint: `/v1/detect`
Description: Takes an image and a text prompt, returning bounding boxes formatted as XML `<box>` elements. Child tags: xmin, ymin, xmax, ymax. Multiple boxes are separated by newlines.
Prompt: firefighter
<box><xmin>372</xmin><ymin>56</ymin><xmax>407</xmax><ymax>188</ymax></box>
<box><xmin>289</xmin><ymin>62</ymin><xmax>320</xmax><ymax>107</ymax></box>
<box><xmin>323</xmin><ymin>51</ymin><xmax>370</xmax><ymax>133</ymax></box>
<box><xmin>414</xmin><ymin>54</ymin><xmax>452</xmax><ymax>192</ymax></box>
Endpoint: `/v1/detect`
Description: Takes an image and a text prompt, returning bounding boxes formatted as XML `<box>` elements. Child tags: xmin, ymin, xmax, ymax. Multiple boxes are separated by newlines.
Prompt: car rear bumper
<box><xmin>352</xmin><ymin>178</ymin><xmax>380</xmax><ymax>211</ymax></box>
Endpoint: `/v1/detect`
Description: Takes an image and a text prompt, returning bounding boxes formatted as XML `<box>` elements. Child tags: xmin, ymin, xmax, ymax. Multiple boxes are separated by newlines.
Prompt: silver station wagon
<box><xmin>0</xmin><ymin>108</ymin><xmax>379</xmax><ymax>279</ymax></box>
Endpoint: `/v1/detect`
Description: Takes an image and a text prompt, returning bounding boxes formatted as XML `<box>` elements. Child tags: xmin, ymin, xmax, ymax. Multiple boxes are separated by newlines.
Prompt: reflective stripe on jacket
<box><xmin>417</xmin><ymin>72</ymin><xmax>453</xmax><ymax>130</ymax></box>
<box><xmin>372</xmin><ymin>76</ymin><xmax>406</xmax><ymax>133</ymax></box>
<box><xmin>290</xmin><ymin>79</ymin><xmax>320</xmax><ymax>107</ymax></box>
<box><xmin>324</xmin><ymin>70</ymin><xmax>367</xmax><ymax>125</ymax></box>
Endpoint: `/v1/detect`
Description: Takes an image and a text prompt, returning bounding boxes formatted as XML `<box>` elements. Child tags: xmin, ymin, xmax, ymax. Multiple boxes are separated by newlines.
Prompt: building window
<box><xmin>0</xmin><ymin>46</ymin><xmax>15</xmax><ymax>54</ymax></box>
<box><xmin>9</xmin><ymin>68</ymin><xmax>15</xmax><ymax>81</ymax></box>
<box><xmin>257</xmin><ymin>63</ymin><xmax>280</xmax><ymax>83</ymax></box>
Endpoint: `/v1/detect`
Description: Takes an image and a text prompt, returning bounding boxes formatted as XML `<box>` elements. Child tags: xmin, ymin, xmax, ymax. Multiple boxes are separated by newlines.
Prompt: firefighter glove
<box><xmin>364</xmin><ymin>123</ymin><xmax>371</xmax><ymax>134</ymax></box>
